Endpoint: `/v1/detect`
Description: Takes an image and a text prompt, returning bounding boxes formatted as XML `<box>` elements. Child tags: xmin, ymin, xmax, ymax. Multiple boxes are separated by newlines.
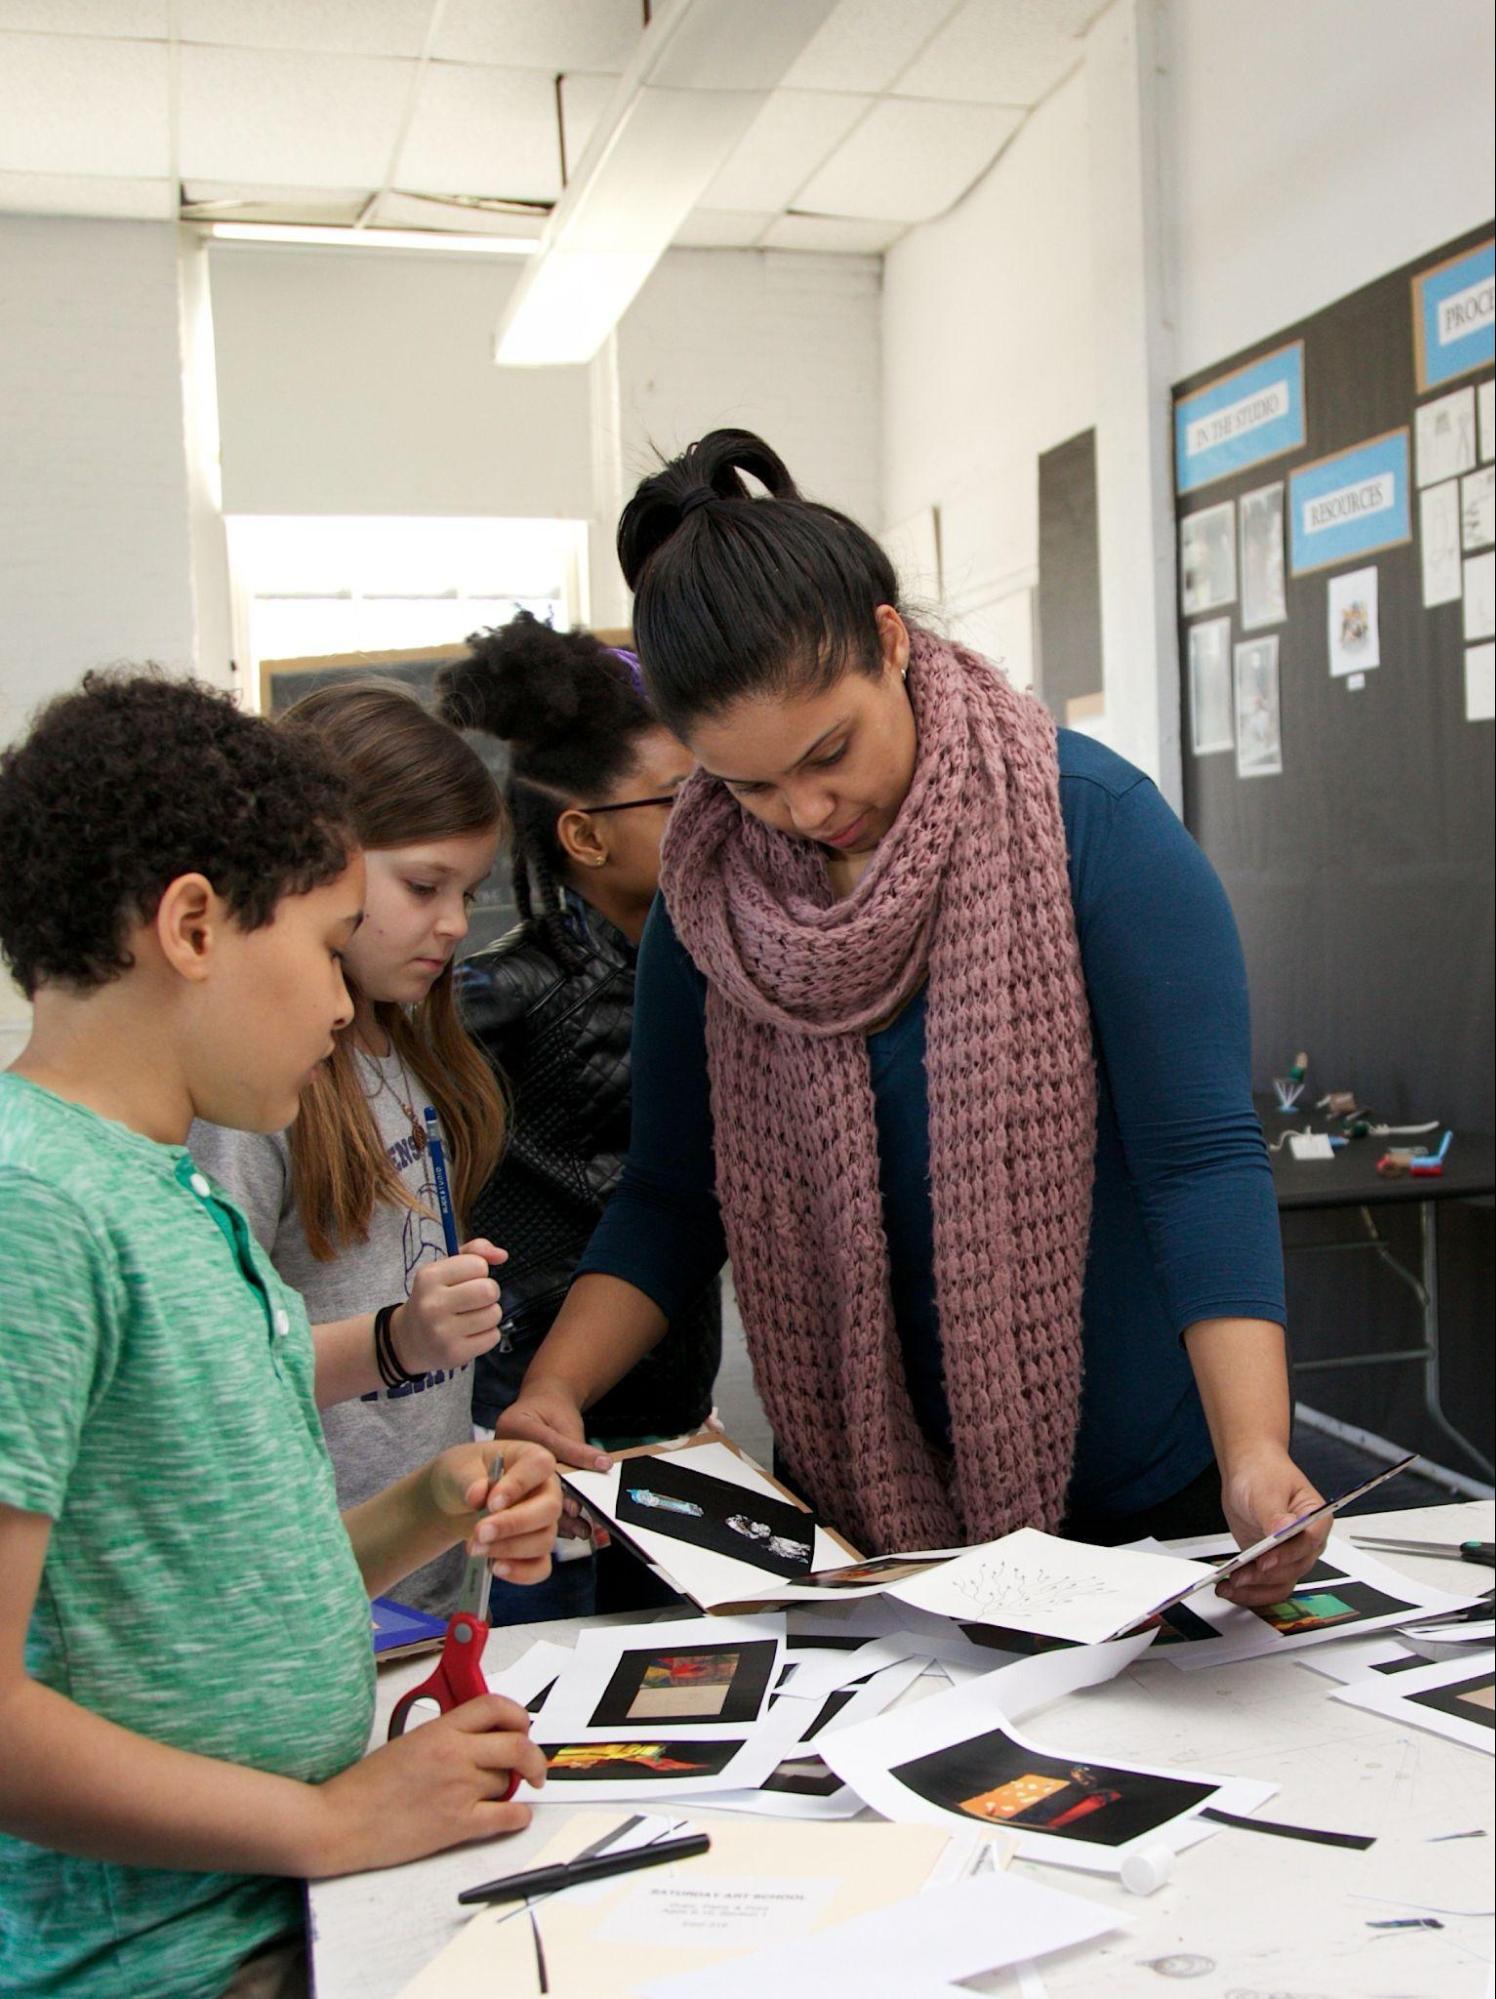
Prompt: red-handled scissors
<box><xmin>387</xmin><ymin>1544</ymin><xmax>517</xmax><ymax>1796</ymax></box>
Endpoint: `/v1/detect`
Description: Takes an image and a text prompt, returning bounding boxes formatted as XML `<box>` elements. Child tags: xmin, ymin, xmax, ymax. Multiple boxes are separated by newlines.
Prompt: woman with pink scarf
<box><xmin>499</xmin><ymin>430</ymin><xmax>1327</xmax><ymax>1608</ymax></box>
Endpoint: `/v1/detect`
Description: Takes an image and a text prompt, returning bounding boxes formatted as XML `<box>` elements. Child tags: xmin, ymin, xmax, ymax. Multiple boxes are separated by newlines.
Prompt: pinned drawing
<box><xmin>1327</xmin><ymin>566</ymin><xmax>1380</xmax><ymax>677</ymax></box>
<box><xmin>1180</xmin><ymin>502</ymin><xmax>1237</xmax><ymax>615</ymax></box>
<box><xmin>1188</xmin><ymin>618</ymin><xmax>1234</xmax><ymax>755</ymax></box>
<box><xmin>1239</xmin><ymin>482</ymin><xmax>1287</xmax><ymax>628</ymax></box>
<box><xmin>1421</xmin><ymin>479</ymin><xmax>1463</xmax><ymax>606</ymax></box>
<box><xmin>1233</xmin><ymin>637</ymin><xmax>1283</xmax><ymax>778</ymax></box>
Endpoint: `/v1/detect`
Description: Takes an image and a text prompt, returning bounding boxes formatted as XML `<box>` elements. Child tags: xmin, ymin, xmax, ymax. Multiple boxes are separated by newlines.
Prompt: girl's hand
<box><xmin>497</xmin><ymin>1381</ymin><xmax>614</xmax><ymax>1541</ymax></box>
<box><xmin>392</xmin><ymin>1239</ymin><xmax>508</xmax><ymax>1374</ymax></box>
<box><xmin>1216</xmin><ymin>1445</ymin><xmax>1330</xmax><ymax>1607</ymax></box>
<box><xmin>431</xmin><ymin>1440</ymin><xmax>563</xmax><ymax>1585</ymax></box>
<box><xmin>306</xmin><ymin>1696</ymin><xmax>545</xmax><ymax>1876</ymax></box>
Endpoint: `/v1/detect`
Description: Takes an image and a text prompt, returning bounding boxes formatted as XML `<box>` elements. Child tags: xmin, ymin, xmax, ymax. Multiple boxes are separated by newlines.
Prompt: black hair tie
<box><xmin>678</xmin><ymin>485</ymin><xmax>717</xmax><ymax>519</ymax></box>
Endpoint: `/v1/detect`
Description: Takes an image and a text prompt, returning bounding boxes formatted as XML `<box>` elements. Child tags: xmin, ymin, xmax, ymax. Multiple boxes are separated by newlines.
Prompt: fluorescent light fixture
<box><xmin>494</xmin><ymin>0</ymin><xmax>837</xmax><ymax>367</ymax></box>
<box><xmin>206</xmin><ymin>223</ymin><xmax>537</xmax><ymax>256</ymax></box>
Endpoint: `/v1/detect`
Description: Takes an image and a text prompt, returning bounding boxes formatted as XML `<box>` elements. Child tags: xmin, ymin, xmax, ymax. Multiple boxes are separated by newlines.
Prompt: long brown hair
<box><xmin>279</xmin><ymin>681</ymin><xmax>507</xmax><ymax>1261</ymax></box>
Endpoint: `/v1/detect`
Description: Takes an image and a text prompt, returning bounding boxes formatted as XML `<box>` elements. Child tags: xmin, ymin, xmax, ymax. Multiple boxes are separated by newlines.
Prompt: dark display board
<box><xmin>1036</xmin><ymin>429</ymin><xmax>1103</xmax><ymax>726</ymax></box>
<box><xmin>1174</xmin><ymin>223</ymin><xmax>1494</xmax><ymax>1133</ymax></box>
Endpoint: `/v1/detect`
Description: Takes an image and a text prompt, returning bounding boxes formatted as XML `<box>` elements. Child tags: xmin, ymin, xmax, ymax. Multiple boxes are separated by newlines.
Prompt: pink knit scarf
<box><xmin>661</xmin><ymin>630</ymin><xmax>1096</xmax><ymax>1553</ymax></box>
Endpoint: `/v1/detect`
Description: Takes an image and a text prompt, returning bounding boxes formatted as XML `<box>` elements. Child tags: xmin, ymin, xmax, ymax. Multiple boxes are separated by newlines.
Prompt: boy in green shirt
<box><xmin>0</xmin><ymin>673</ymin><xmax>560</xmax><ymax>1999</ymax></box>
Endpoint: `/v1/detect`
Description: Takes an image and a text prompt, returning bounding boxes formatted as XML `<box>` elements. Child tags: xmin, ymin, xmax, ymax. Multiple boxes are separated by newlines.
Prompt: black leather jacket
<box><xmin>456</xmin><ymin>898</ymin><xmax>721</xmax><ymax>1443</ymax></box>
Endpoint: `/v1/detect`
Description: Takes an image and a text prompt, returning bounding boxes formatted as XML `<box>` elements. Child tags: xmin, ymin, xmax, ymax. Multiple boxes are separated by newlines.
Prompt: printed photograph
<box><xmin>1250</xmin><ymin>1567</ymin><xmax>1413</xmax><ymax>1639</ymax></box>
<box><xmin>762</xmin><ymin>1689</ymin><xmax>857</xmax><ymax>1798</ymax></box>
<box><xmin>794</xmin><ymin>1554</ymin><xmax>951</xmax><ymax>1592</ymax></box>
<box><xmin>1189</xmin><ymin>617</ymin><xmax>1235</xmax><ymax>755</ymax></box>
<box><xmin>589</xmin><ymin>1639</ymin><xmax>778</xmax><ymax>1730</ymax></box>
<box><xmin>1180</xmin><ymin>501</ymin><xmax>1237</xmax><ymax>615</ymax></box>
<box><xmin>1407</xmin><ymin>1670</ymin><xmax>1496</xmax><ymax>1733</ymax></box>
<box><xmin>1233</xmin><ymin>636</ymin><xmax>1283</xmax><ymax>778</ymax></box>
<box><xmin>1239</xmin><ymin>482</ymin><xmax>1287</xmax><ymax>628</ymax></box>
<box><xmin>615</xmin><ymin>1456</ymin><xmax>816</xmax><ymax>1579</ymax></box>
<box><xmin>539</xmin><ymin>1738</ymin><xmax>743</xmax><ymax>1782</ymax></box>
<box><xmin>893</xmin><ymin>1728</ymin><xmax>1216</xmax><ymax>1848</ymax></box>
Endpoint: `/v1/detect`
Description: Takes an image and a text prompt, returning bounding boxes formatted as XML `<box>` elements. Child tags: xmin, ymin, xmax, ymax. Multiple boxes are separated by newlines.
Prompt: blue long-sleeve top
<box><xmin>578</xmin><ymin>730</ymin><xmax>1286</xmax><ymax>1520</ymax></box>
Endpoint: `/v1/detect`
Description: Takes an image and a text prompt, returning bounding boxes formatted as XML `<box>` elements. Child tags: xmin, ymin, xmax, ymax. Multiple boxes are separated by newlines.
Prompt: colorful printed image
<box><xmin>1408</xmin><ymin>1672</ymin><xmax>1496</xmax><ymax>1733</ymax></box>
<box><xmin>540</xmin><ymin>1738</ymin><xmax>742</xmax><ymax>1781</ymax></box>
<box><xmin>614</xmin><ymin>1456</ymin><xmax>816</xmax><ymax>1579</ymax></box>
<box><xmin>893</xmin><ymin>1728</ymin><xmax>1216</xmax><ymax>1848</ymax></box>
<box><xmin>590</xmin><ymin>1639</ymin><xmax>778</xmax><ymax>1730</ymax></box>
<box><xmin>1251</xmin><ymin>1569</ymin><xmax>1411</xmax><ymax>1639</ymax></box>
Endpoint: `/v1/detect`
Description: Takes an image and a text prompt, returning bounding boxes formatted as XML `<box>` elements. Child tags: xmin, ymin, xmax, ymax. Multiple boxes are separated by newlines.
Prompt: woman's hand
<box><xmin>429</xmin><ymin>1439</ymin><xmax>563</xmax><ymax>1585</ymax></box>
<box><xmin>1215</xmin><ymin>1444</ymin><xmax>1330</xmax><ymax>1607</ymax></box>
<box><xmin>497</xmin><ymin>1380</ymin><xmax>613</xmax><ymax>1541</ymax></box>
<box><xmin>392</xmin><ymin>1239</ymin><xmax>508</xmax><ymax>1375</ymax></box>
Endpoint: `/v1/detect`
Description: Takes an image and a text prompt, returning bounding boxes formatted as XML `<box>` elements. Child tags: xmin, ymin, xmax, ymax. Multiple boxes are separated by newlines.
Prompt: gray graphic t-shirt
<box><xmin>189</xmin><ymin>1052</ymin><xmax>473</xmax><ymax>1611</ymax></box>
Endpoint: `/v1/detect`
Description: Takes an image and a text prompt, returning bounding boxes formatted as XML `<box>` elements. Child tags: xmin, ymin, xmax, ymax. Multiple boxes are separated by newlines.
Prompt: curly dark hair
<box><xmin>0</xmin><ymin>669</ymin><xmax>352</xmax><ymax>997</ymax></box>
<box><xmin>437</xmin><ymin>612</ymin><xmax>654</xmax><ymax>970</ymax></box>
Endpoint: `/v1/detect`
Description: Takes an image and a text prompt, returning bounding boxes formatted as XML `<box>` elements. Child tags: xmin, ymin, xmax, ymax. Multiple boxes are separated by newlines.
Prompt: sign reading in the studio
<box><xmin>1412</xmin><ymin>239</ymin><xmax>1494</xmax><ymax>393</ymax></box>
<box><xmin>1289</xmin><ymin>428</ymin><xmax>1411</xmax><ymax>575</ymax></box>
<box><xmin>1175</xmin><ymin>341</ymin><xmax>1305</xmax><ymax>494</ymax></box>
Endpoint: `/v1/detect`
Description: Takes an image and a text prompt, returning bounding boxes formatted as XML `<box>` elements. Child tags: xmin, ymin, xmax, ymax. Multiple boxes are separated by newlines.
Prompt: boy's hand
<box><xmin>307</xmin><ymin>1696</ymin><xmax>546</xmax><ymax>1876</ymax></box>
<box><xmin>497</xmin><ymin>1380</ymin><xmax>613</xmax><ymax>1542</ymax></box>
<box><xmin>391</xmin><ymin>1239</ymin><xmax>508</xmax><ymax>1375</ymax></box>
<box><xmin>432</xmin><ymin>1440</ymin><xmax>562</xmax><ymax>1585</ymax></box>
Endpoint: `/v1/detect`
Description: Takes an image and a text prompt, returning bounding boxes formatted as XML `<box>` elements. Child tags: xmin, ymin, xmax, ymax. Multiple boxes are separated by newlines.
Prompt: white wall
<box><xmin>208</xmin><ymin>244</ymin><xmax>595</xmax><ymax>520</ymax></box>
<box><xmin>0</xmin><ymin>216</ymin><xmax>225</xmax><ymax>1052</ymax></box>
<box><xmin>881</xmin><ymin>0</ymin><xmax>1495</xmax><ymax>779</ymax></box>
<box><xmin>614</xmin><ymin>249</ymin><xmax>883</xmax><ymax>533</ymax></box>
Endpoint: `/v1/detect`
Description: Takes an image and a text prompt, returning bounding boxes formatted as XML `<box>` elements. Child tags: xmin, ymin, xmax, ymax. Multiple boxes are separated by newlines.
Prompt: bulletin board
<box><xmin>1173</xmin><ymin>222</ymin><xmax>1495</xmax><ymax>1133</ymax></box>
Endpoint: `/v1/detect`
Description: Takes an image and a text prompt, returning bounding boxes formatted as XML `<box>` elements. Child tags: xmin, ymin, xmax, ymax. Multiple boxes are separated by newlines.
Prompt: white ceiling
<box><xmin>0</xmin><ymin>0</ymin><xmax>1108</xmax><ymax>252</ymax></box>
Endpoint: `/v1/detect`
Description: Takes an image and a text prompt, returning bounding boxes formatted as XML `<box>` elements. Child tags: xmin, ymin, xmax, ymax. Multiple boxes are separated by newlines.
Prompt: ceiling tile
<box><xmin>177</xmin><ymin>1</ymin><xmax>432</xmax><ymax>59</ymax></box>
<box><xmin>435</xmin><ymin>0</ymin><xmax>640</xmax><ymax>72</ymax></box>
<box><xmin>701</xmin><ymin>88</ymin><xmax>871</xmax><ymax>214</ymax></box>
<box><xmin>782</xmin><ymin>0</ymin><xmax>958</xmax><ymax>93</ymax></box>
<box><xmin>0</xmin><ymin>32</ymin><xmax>169</xmax><ymax>175</ymax></box>
<box><xmin>396</xmin><ymin>62</ymin><xmax>560</xmax><ymax>201</ymax></box>
<box><xmin>894</xmin><ymin>0</ymin><xmax>1102</xmax><ymax>106</ymax></box>
<box><xmin>182</xmin><ymin>178</ymin><xmax>374</xmax><ymax>223</ymax></box>
<box><xmin>0</xmin><ymin>169</ymin><xmax>174</xmax><ymax>217</ymax></box>
<box><xmin>795</xmin><ymin>96</ymin><xmax>1022</xmax><ymax>223</ymax></box>
<box><xmin>177</xmin><ymin>44</ymin><xmax>413</xmax><ymax>184</ymax></box>
<box><xmin>372</xmin><ymin>188</ymin><xmax>544</xmax><ymax>235</ymax></box>
<box><xmin>763</xmin><ymin>211</ymin><xmax>905</xmax><ymax>254</ymax></box>
<box><xmin>558</xmin><ymin>71</ymin><xmax>620</xmax><ymax>179</ymax></box>
<box><xmin>0</xmin><ymin>2</ymin><xmax>166</xmax><ymax>34</ymax></box>
<box><xmin>673</xmin><ymin>207</ymin><xmax>773</xmax><ymax>249</ymax></box>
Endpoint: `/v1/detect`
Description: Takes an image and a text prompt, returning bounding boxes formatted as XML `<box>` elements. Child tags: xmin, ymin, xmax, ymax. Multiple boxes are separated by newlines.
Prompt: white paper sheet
<box><xmin>818</xmin><ymin>1642</ymin><xmax>1272</xmax><ymax>1876</ymax></box>
<box><xmin>1463</xmin><ymin>464</ymin><xmax>1495</xmax><ymax>549</ymax></box>
<box><xmin>1327</xmin><ymin>564</ymin><xmax>1380</xmax><ymax>675</ymax></box>
<box><xmin>1293</xmin><ymin>1634</ymin><xmax>1420</xmax><ymax>1683</ymax></box>
<box><xmin>1420</xmin><ymin>478</ymin><xmax>1464</xmax><ymax>605</ymax></box>
<box><xmin>887</xmin><ymin>1529</ymin><xmax>1216</xmax><ymax>1645</ymax></box>
<box><xmin>1143</xmin><ymin>1530</ymin><xmax>1485</xmax><ymax>1671</ymax></box>
<box><xmin>640</xmin><ymin>1869</ymin><xmax>1122</xmax><ymax>1999</ymax></box>
<box><xmin>1467</xmin><ymin>643</ymin><xmax>1496</xmax><ymax>722</ymax></box>
<box><xmin>537</xmin><ymin>1616</ymin><xmax>786</xmax><ymax>1737</ymax></box>
<box><xmin>1465</xmin><ymin>548</ymin><xmax>1496</xmax><ymax>641</ymax></box>
<box><xmin>1417</xmin><ymin>384</ymin><xmax>1478</xmax><ymax>486</ymax></box>
<box><xmin>708</xmin><ymin>1655</ymin><xmax>932</xmax><ymax>1820</ymax></box>
<box><xmin>488</xmin><ymin>1639</ymin><xmax>575</xmax><ymax>1714</ymax></box>
<box><xmin>1481</xmin><ymin>378</ymin><xmax>1495</xmax><ymax>463</ymax></box>
<box><xmin>1332</xmin><ymin>1650</ymin><xmax>1495</xmax><ymax>1755</ymax></box>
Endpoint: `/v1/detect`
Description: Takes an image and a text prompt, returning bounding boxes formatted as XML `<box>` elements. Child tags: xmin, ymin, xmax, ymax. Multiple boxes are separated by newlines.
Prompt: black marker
<box><xmin>457</xmin><ymin>1831</ymin><xmax>711</xmax><ymax>1907</ymax></box>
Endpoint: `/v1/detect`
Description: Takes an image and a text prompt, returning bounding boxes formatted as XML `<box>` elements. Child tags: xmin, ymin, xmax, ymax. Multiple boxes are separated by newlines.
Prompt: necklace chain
<box><xmin>356</xmin><ymin>1038</ymin><xmax>427</xmax><ymax>1156</ymax></box>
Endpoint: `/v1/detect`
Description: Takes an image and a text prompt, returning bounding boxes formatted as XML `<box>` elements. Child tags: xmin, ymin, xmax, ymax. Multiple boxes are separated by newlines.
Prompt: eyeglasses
<box><xmin>578</xmin><ymin>793</ymin><xmax>680</xmax><ymax>815</ymax></box>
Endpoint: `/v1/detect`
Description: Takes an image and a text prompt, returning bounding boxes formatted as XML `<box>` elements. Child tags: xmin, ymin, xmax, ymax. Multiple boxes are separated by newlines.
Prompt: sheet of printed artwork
<box><xmin>519</xmin><ymin>1692</ymin><xmax>809</xmax><ymax>1805</ymax></box>
<box><xmin>1130</xmin><ymin>1531</ymin><xmax>1486</xmax><ymax>1671</ymax></box>
<box><xmin>563</xmin><ymin>1442</ymin><xmax>1217</xmax><ymax>1639</ymax></box>
<box><xmin>535</xmin><ymin>1616</ymin><xmax>787</xmax><ymax>1739</ymax></box>
<box><xmin>1330</xmin><ymin>1650</ymin><xmax>1496</xmax><ymax>1755</ymax></box>
<box><xmin>818</xmin><ymin>1639</ymin><xmax>1277</xmax><ymax>1876</ymax></box>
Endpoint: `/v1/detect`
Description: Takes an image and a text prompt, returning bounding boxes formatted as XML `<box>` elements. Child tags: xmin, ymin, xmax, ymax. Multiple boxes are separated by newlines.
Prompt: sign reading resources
<box><xmin>1413</xmin><ymin>239</ymin><xmax>1494</xmax><ymax>393</ymax></box>
<box><xmin>1289</xmin><ymin>429</ymin><xmax>1411</xmax><ymax>575</ymax></box>
<box><xmin>1175</xmin><ymin>342</ymin><xmax>1305</xmax><ymax>495</ymax></box>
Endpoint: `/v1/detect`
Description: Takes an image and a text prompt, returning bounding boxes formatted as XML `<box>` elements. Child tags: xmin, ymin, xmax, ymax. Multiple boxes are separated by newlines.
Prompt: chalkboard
<box><xmin>264</xmin><ymin>645</ymin><xmax>518</xmax><ymax>954</ymax></box>
<box><xmin>1174</xmin><ymin>222</ymin><xmax>1495</xmax><ymax>1133</ymax></box>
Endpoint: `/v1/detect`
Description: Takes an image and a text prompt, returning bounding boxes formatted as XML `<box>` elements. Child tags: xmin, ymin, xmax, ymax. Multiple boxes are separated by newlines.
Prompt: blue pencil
<box><xmin>423</xmin><ymin>1106</ymin><xmax>461</xmax><ymax>1257</ymax></box>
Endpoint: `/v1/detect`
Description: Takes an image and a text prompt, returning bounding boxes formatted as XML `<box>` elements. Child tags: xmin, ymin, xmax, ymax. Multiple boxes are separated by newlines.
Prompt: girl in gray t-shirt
<box><xmin>192</xmin><ymin>682</ymin><xmax>508</xmax><ymax>1612</ymax></box>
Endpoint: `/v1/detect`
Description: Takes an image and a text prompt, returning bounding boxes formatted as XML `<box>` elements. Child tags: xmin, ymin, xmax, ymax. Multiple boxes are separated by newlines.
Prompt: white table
<box><xmin>309</xmin><ymin>1501</ymin><xmax>1495</xmax><ymax>1999</ymax></box>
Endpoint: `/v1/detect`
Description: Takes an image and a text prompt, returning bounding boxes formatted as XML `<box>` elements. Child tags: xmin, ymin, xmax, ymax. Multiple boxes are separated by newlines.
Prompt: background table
<box><xmin>1265</xmin><ymin>1110</ymin><xmax>1496</xmax><ymax>1484</ymax></box>
<box><xmin>310</xmin><ymin>1500</ymin><xmax>1495</xmax><ymax>1999</ymax></box>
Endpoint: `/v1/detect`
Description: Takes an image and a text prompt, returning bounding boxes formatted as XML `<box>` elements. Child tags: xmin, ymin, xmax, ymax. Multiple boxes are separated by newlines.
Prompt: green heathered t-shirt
<box><xmin>0</xmin><ymin>1074</ymin><xmax>376</xmax><ymax>1999</ymax></box>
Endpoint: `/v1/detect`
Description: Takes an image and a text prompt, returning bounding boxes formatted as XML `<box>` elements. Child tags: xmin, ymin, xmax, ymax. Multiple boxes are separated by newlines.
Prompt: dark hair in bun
<box><xmin>616</xmin><ymin>427</ymin><xmax>900</xmax><ymax>735</ymax></box>
<box><xmin>437</xmin><ymin>611</ymin><xmax>656</xmax><ymax>965</ymax></box>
